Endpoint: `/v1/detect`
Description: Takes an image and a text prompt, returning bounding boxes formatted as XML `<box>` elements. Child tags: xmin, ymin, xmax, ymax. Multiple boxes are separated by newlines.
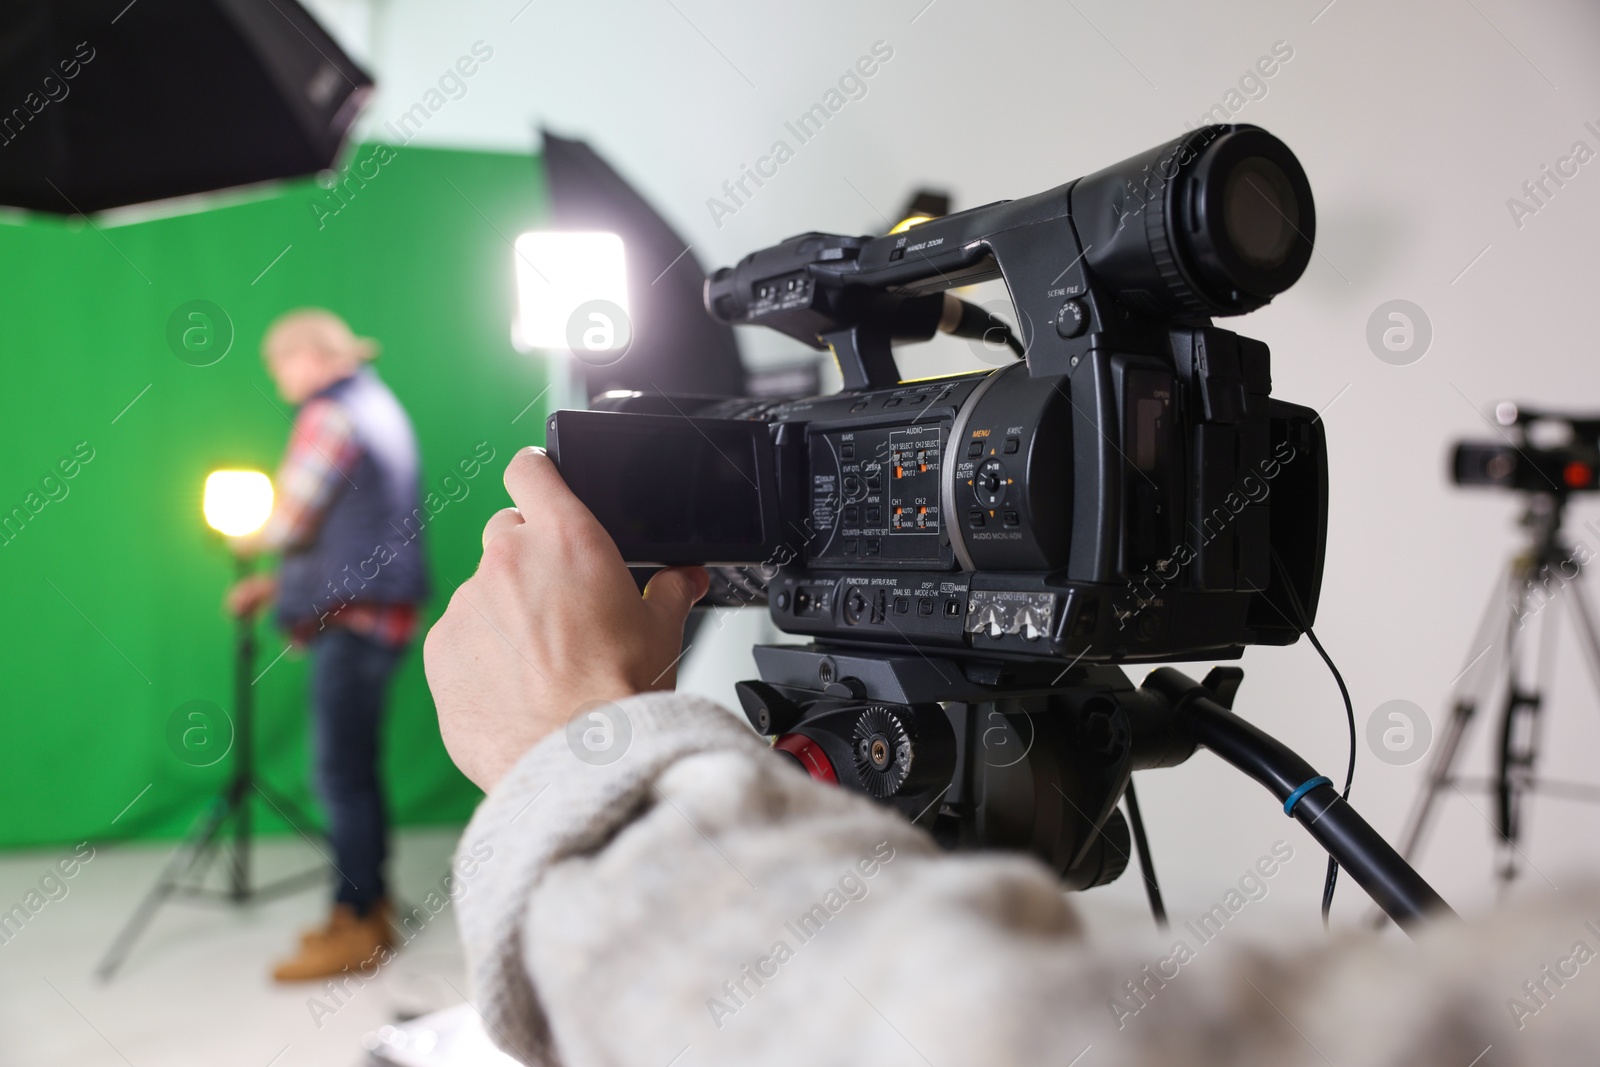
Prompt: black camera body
<box><xmin>548</xmin><ymin>124</ymin><xmax>1329</xmax><ymax>666</ymax></box>
<box><xmin>542</xmin><ymin>130</ymin><xmax>1460</xmax><ymax>915</ymax></box>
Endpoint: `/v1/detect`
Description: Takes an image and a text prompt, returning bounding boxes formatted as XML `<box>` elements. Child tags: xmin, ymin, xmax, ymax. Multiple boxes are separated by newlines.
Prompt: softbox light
<box><xmin>0</xmin><ymin>0</ymin><xmax>372</xmax><ymax>215</ymax></box>
<box><xmin>540</xmin><ymin>129</ymin><xmax>746</xmax><ymax>399</ymax></box>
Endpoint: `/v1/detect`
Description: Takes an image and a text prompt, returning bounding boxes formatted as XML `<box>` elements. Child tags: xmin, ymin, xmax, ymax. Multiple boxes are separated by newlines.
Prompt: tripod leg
<box><xmin>230</xmin><ymin>777</ymin><xmax>249</xmax><ymax>903</ymax></box>
<box><xmin>1495</xmin><ymin>556</ymin><xmax>1561</xmax><ymax>887</ymax></box>
<box><xmin>1394</xmin><ymin>562</ymin><xmax>1517</xmax><ymax>863</ymax></box>
<box><xmin>254</xmin><ymin>778</ymin><xmax>326</xmax><ymax>840</ymax></box>
<box><xmin>94</xmin><ymin>798</ymin><xmax>232</xmax><ymax>981</ymax></box>
<box><xmin>1564</xmin><ymin>563</ymin><xmax>1600</xmax><ymax>703</ymax></box>
<box><xmin>1397</xmin><ymin>699</ymin><xmax>1477</xmax><ymax>859</ymax></box>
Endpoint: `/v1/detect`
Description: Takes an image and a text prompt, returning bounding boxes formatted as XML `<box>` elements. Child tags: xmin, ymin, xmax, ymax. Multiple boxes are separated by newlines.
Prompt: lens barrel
<box><xmin>1070</xmin><ymin>124</ymin><xmax>1316</xmax><ymax>319</ymax></box>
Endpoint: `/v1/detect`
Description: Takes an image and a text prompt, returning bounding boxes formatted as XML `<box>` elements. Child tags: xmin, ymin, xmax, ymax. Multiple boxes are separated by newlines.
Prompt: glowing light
<box><xmin>511</xmin><ymin>231</ymin><xmax>630</xmax><ymax>354</ymax></box>
<box><xmin>203</xmin><ymin>470</ymin><xmax>274</xmax><ymax>537</ymax></box>
<box><xmin>889</xmin><ymin>215</ymin><xmax>934</xmax><ymax>235</ymax></box>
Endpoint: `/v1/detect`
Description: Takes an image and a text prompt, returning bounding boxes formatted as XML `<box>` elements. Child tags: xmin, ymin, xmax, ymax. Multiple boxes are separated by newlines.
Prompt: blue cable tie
<box><xmin>1283</xmin><ymin>775</ymin><xmax>1332</xmax><ymax>817</ymax></box>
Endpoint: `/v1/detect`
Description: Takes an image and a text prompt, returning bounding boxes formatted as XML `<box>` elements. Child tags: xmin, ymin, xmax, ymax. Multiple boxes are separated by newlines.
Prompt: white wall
<box><xmin>313</xmin><ymin>0</ymin><xmax>1600</xmax><ymax>933</ymax></box>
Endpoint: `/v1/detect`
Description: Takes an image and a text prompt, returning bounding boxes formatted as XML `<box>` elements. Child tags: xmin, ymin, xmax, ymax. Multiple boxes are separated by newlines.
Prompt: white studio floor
<box><xmin>1</xmin><ymin>813</ymin><xmax>1458</xmax><ymax>1066</ymax></box>
<box><xmin>0</xmin><ymin>821</ymin><xmax>1169</xmax><ymax>1067</ymax></box>
<box><xmin>0</xmin><ymin>827</ymin><xmax>473</xmax><ymax>1067</ymax></box>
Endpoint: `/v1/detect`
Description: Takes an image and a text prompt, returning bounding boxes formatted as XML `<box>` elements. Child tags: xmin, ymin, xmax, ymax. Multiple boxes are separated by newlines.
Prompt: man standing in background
<box><xmin>226</xmin><ymin>309</ymin><xmax>430</xmax><ymax>981</ymax></box>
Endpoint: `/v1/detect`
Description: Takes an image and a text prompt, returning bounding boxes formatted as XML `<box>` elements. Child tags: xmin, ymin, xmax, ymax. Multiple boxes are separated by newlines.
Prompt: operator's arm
<box><xmin>427</xmin><ymin>448</ymin><xmax>1600</xmax><ymax>1067</ymax></box>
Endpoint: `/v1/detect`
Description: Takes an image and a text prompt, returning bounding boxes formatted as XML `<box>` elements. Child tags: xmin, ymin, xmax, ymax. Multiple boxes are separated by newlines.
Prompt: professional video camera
<box><xmin>549</xmin><ymin>125</ymin><xmax>1451</xmax><ymax>929</ymax></box>
<box><xmin>1454</xmin><ymin>404</ymin><xmax>1600</xmax><ymax>495</ymax></box>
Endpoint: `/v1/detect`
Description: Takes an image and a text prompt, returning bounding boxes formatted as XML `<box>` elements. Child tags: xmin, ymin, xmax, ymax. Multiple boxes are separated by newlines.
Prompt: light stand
<box><xmin>96</xmin><ymin>473</ymin><xmax>328</xmax><ymax>980</ymax></box>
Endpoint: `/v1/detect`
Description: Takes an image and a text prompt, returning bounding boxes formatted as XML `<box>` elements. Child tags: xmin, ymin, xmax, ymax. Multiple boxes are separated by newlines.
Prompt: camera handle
<box><xmin>1140</xmin><ymin>668</ymin><xmax>1455</xmax><ymax>930</ymax></box>
<box><xmin>741</xmin><ymin>646</ymin><xmax>1456</xmax><ymax>934</ymax></box>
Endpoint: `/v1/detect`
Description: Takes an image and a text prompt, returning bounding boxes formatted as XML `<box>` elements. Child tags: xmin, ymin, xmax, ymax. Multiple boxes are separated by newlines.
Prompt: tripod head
<box><xmin>738</xmin><ymin>647</ymin><xmax>1200</xmax><ymax>888</ymax></box>
<box><xmin>737</xmin><ymin>648</ymin><xmax>1453</xmax><ymax>929</ymax></box>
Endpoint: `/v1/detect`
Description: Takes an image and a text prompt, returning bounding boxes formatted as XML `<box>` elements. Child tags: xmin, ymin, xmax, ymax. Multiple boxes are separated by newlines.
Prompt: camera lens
<box><xmin>1223</xmin><ymin>156</ymin><xmax>1298</xmax><ymax>270</ymax></box>
<box><xmin>1175</xmin><ymin>127</ymin><xmax>1315</xmax><ymax>314</ymax></box>
<box><xmin>1071</xmin><ymin>124</ymin><xmax>1315</xmax><ymax>319</ymax></box>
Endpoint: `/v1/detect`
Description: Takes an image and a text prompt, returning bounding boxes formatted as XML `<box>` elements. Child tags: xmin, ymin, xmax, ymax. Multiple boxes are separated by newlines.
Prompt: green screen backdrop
<box><xmin>0</xmin><ymin>143</ymin><xmax>552</xmax><ymax>849</ymax></box>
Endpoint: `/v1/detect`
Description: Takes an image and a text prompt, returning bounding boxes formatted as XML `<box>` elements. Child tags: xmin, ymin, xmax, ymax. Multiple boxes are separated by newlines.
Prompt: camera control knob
<box><xmin>971</xmin><ymin>602</ymin><xmax>1007</xmax><ymax>638</ymax></box>
<box><xmin>1056</xmin><ymin>299</ymin><xmax>1088</xmax><ymax>339</ymax></box>
<box><xmin>1014</xmin><ymin>605</ymin><xmax>1046</xmax><ymax>641</ymax></box>
<box><xmin>974</xmin><ymin>458</ymin><xmax>1008</xmax><ymax>507</ymax></box>
<box><xmin>844</xmin><ymin>586</ymin><xmax>872</xmax><ymax>625</ymax></box>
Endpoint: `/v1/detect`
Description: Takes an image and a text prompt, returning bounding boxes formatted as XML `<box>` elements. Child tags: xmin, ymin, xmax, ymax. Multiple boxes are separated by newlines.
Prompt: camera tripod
<box><xmin>1395</xmin><ymin>492</ymin><xmax>1600</xmax><ymax>888</ymax></box>
<box><xmin>738</xmin><ymin>644</ymin><xmax>1452</xmax><ymax>932</ymax></box>
<box><xmin>96</xmin><ymin>558</ymin><xmax>327</xmax><ymax>980</ymax></box>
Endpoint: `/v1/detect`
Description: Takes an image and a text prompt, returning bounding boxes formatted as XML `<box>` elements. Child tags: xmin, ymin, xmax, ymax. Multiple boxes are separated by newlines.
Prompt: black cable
<box><xmin>943</xmin><ymin>298</ymin><xmax>1026</xmax><ymax>358</ymax></box>
<box><xmin>1123</xmin><ymin>777</ymin><xmax>1168</xmax><ymax>931</ymax></box>
<box><xmin>1271</xmin><ymin>549</ymin><xmax>1357</xmax><ymax>928</ymax></box>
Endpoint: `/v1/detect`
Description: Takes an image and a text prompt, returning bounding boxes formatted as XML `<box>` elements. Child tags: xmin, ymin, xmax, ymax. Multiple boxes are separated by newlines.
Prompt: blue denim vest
<box><xmin>275</xmin><ymin>370</ymin><xmax>430</xmax><ymax>632</ymax></box>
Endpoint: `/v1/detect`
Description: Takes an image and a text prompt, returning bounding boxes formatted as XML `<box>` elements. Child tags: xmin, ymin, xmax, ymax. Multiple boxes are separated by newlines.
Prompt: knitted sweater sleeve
<box><xmin>453</xmin><ymin>690</ymin><xmax>1600</xmax><ymax>1067</ymax></box>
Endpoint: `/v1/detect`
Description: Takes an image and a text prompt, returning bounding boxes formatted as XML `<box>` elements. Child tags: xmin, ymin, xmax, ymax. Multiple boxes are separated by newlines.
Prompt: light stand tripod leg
<box><xmin>96</xmin><ymin>559</ymin><xmax>329</xmax><ymax>980</ymax></box>
<box><xmin>253</xmin><ymin>778</ymin><xmax>326</xmax><ymax>840</ymax></box>
<box><xmin>231</xmin><ymin>593</ymin><xmax>255</xmax><ymax>903</ymax></box>
<box><xmin>95</xmin><ymin>797</ymin><xmax>232</xmax><ymax>981</ymax></box>
<box><xmin>230</xmin><ymin>778</ymin><xmax>250</xmax><ymax>903</ymax></box>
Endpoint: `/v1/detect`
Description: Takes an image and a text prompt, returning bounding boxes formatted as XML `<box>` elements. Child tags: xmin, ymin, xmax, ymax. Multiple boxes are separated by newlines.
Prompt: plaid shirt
<box><xmin>260</xmin><ymin>395</ymin><xmax>419</xmax><ymax>647</ymax></box>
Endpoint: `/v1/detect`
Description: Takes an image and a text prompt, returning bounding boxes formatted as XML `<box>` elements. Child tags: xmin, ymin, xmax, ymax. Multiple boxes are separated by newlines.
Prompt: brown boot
<box><xmin>298</xmin><ymin>903</ymin><xmax>357</xmax><ymax>946</ymax></box>
<box><xmin>299</xmin><ymin>899</ymin><xmax>392</xmax><ymax>946</ymax></box>
<box><xmin>272</xmin><ymin>906</ymin><xmax>395</xmax><ymax>983</ymax></box>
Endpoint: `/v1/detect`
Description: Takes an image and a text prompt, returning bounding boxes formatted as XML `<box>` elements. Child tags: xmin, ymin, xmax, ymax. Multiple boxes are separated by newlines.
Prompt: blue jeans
<box><xmin>309</xmin><ymin>628</ymin><xmax>405</xmax><ymax>915</ymax></box>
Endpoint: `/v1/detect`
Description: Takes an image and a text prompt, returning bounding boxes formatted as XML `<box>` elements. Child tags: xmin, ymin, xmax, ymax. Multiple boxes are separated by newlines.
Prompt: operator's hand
<box><xmin>424</xmin><ymin>447</ymin><xmax>709</xmax><ymax>792</ymax></box>
<box><xmin>225</xmin><ymin>573</ymin><xmax>278</xmax><ymax>618</ymax></box>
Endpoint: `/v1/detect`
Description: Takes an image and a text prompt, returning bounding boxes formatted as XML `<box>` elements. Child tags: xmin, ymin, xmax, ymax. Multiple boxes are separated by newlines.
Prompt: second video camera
<box><xmin>1454</xmin><ymin>403</ymin><xmax>1600</xmax><ymax>495</ymax></box>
